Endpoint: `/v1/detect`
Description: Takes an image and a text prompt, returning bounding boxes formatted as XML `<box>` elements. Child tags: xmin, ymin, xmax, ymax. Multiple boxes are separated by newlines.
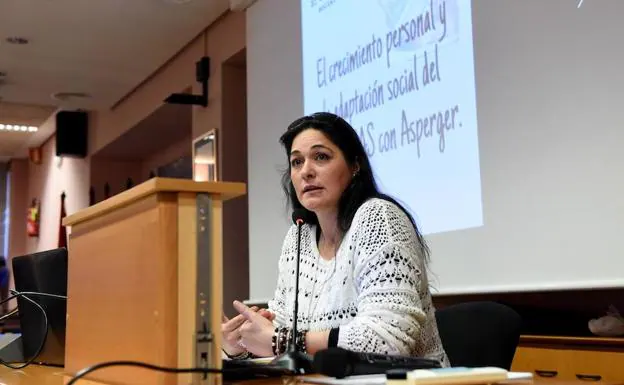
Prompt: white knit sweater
<box><xmin>268</xmin><ymin>198</ymin><xmax>450</xmax><ymax>366</ymax></box>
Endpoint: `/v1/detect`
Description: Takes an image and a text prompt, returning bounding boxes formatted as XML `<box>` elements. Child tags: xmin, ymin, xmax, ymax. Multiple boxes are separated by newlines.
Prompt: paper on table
<box><xmin>249</xmin><ymin>357</ymin><xmax>275</xmax><ymax>364</ymax></box>
<box><xmin>221</xmin><ymin>352</ymin><xmax>274</xmax><ymax>364</ymax></box>
<box><xmin>300</xmin><ymin>371</ymin><xmax>533</xmax><ymax>385</ymax></box>
<box><xmin>301</xmin><ymin>374</ymin><xmax>386</xmax><ymax>385</ymax></box>
<box><xmin>506</xmin><ymin>372</ymin><xmax>533</xmax><ymax>381</ymax></box>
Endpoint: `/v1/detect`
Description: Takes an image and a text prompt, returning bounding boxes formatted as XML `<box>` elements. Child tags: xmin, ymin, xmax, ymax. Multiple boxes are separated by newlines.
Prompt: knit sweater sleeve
<box><xmin>267</xmin><ymin>225</ymin><xmax>297</xmax><ymax>327</ymax></box>
<box><xmin>337</xmin><ymin>200</ymin><xmax>429</xmax><ymax>355</ymax></box>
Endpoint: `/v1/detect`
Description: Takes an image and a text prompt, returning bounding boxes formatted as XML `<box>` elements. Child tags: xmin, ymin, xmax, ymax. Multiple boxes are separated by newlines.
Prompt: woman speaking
<box><xmin>222</xmin><ymin>112</ymin><xmax>449</xmax><ymax>367</ymax></box>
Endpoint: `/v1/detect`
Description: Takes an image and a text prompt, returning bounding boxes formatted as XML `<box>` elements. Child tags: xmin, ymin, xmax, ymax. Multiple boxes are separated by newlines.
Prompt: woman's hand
<box><xmin>222</xmin><ymin>305</ymin><xmax>275</xmax><ymax>357</ymax></box>
<box><xmin>233</xmin><ymin>300</ymin><xmax>276</xmax><ymax>357</ymax></box>
<box><xmin>222</xmin><ymin>306</ymin><xmax>256</xmax><ymax>357</ymax></box>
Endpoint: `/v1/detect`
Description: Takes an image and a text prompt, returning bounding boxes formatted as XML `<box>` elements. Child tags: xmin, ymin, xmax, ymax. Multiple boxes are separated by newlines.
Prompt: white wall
<box><xmin>26</xmin><ymin>118</ymin><xmax>90</xmax><ymax>254</ymax></box>
<box><xmin>247</xmin><ymin>0</ymin><xmax>624</xmax><ymax>300</ymax></box>
<box><xmin>426</xmin><ymin>0</ymin><xmax>624</xmax><ymax>294</ymax></box>
<box><xmin>247</xmin><ymin>0</ymin><xmax>303</xmax><ymax>301</ymax></box>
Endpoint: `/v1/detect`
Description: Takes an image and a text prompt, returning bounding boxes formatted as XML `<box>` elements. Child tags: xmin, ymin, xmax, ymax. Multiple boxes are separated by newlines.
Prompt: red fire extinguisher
<box><xmin>27</xmin><ymin>199</ymin><xmax>40</xmax><ymax>237</ymax></box>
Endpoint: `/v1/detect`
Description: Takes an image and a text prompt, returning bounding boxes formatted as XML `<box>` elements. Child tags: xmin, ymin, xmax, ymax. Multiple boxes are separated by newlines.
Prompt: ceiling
<box><xmin>0</xmin><ymin>102</ymin><xmax>56</xmax><ymax>162</ymax></box>
<box><xmin>0</xmin><ymin>0</ymin><xmax>231</xmax><ymax>161</ymax></box>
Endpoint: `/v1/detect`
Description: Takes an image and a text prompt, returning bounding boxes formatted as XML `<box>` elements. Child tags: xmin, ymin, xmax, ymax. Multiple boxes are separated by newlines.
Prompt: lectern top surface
<box><xmin>62</xmin><ymin>177</ymin><xmax>246</xmax><ymax>227</ymax></box>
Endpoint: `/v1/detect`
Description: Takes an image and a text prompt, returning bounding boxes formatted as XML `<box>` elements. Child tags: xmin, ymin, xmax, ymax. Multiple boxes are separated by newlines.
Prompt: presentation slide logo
<box><xmin>309</xmin><ymin>0</ymin><xmax>338</xmax><ymax>13</ymax></box>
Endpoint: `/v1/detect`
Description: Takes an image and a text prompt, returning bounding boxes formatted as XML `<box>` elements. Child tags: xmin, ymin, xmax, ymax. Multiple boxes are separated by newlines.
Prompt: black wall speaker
<box><xmin>56</xmin><ymin>110</ymin><xmax>88</xmax><ymax>158</ymax></box>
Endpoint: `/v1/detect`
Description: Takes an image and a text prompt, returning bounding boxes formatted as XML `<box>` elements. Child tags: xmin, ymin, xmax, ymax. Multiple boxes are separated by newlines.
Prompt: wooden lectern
<box><xmin>62</xmin><ymin>178</ymin><xmax>246</xmax><ymax>385</ymax></box>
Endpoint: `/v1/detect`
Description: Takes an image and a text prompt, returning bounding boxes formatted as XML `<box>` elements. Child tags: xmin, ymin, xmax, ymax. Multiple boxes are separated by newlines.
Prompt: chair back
<box><xmin>435</xmin><ymin>301</ymin><xmax>522</xmax><ymax>369</ymax></box>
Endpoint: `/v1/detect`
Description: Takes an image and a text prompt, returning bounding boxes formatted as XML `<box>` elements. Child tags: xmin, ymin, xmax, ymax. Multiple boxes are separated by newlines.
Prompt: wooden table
<box><xmin>0</xmin><ymin>365</ymin><xmax>622</xmax><ymax>385</ymax></box>
<box><xmin>512</xmin><ymin>335</ymin><xmax>624</xmax><ymax>382</ymax></box>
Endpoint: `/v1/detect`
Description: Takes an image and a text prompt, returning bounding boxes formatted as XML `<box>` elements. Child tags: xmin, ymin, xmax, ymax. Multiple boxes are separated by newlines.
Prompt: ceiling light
<box><xmin>5</xmin><ymin>36</ymin><xmax>29</xmax><ymax>45</ymax></box>
<box><xmin>0</xmin><ymin>123</ymin><xmax>38</xmax><ymax>132</ymax></box>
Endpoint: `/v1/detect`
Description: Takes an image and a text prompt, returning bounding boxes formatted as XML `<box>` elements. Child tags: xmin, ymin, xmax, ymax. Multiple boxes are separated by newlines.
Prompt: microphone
<box><xmin>292</xmin><ymin>208</ymin><xmax>307</xmax><ymax>226</ymax></box>
<box><xmin>313</xmin><ymin>347</ymin><xmax>441</xmax><ymax>378</ymax></box>
<box><xmin>270</xmin><ymin>208</ymin><xmax>314</xmax><ymax>374</ymax></box>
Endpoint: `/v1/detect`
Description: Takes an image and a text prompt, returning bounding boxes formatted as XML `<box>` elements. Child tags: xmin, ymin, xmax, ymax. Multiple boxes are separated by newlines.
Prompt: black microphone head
<box><xmin>313</xmin><ymin>347</ymin><xmax>353</xmax><ymax>378</ymax></box>
<box><xmin>292</xmin><ymin>209</ymin><xmax>309</xmax><ymax>225</ymax></box>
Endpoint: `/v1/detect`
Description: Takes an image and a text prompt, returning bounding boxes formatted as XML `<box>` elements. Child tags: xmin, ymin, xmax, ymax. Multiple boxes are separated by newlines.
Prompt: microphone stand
<box><xmin>271</xmin><ymin>217</ymin><xmax>313</xmax><ymax>373</ymax></box>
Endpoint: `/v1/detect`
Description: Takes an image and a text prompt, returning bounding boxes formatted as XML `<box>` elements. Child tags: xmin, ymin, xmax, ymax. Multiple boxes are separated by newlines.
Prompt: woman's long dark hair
<box><xmin>279</xmin><ymin>112</ymin><xmax>430</xmax><ymax>263</ymax></box>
